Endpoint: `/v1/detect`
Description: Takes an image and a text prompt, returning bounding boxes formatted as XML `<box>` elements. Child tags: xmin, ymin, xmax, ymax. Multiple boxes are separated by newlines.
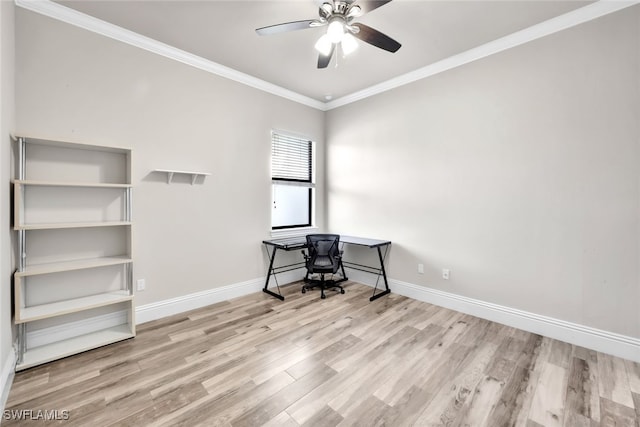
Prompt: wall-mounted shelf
<box><xmin>154</xmin><ymin>169</ymin><xmax>211</xmax><ymax>185</ymax></box>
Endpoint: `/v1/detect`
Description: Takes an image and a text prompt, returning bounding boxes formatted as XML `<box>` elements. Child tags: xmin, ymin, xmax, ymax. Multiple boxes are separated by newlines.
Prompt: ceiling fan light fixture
<box><xmin>320</xmin><ymin>2</ymin><xmax>333</xmax><ymax>17</ymax></box>
<box><xmin>346</xmin><ymin>5</ymin><xmax>362</xmax><ymax>19</ymax></box>
<box><xmin>327</xmin><ymin>18</ymin><xmax>345</xmax><ymax>43</ymax></box>
<box><xmin>341</xmin><ymin>33</ymin><xmax>358</xmax><ymax>55</ymax></box>
<box><xmin>256</xmin><ymin>0</ymin><xmax>400</xmax><ymax>69</ymax></box>
<box><xmin>314</xmin><ymin>34</ymin><xmax>333</xmax><ymax>56</ymax></box>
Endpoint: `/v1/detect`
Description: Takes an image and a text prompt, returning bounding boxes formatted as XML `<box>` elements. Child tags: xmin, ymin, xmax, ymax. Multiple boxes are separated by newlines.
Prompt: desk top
<box><xmin>263</xmin><ymin>235</ymin><xmax>391</xmax><ymax>250</ymax></box>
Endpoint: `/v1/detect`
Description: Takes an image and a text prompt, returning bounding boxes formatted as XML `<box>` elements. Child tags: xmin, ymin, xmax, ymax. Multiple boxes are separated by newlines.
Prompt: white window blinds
<box><xmin>271</xmin><ymin>132</ymin><xmax>312</xmax><ymax>185</ymax></box>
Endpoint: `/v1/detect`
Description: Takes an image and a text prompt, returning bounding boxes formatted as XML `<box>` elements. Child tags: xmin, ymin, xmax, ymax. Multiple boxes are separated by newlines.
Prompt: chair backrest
<box><xmin>305</xmin><ymin>234</ymin><xmax>341</xmax><ymax>272</ymax></box>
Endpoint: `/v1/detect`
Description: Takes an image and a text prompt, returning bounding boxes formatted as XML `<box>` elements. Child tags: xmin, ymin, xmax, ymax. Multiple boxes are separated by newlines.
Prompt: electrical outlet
<box><xmin>418</xmin><ymin>263</ymin><xmax>424</xmax><ymax>274</ymax></box>
<box><xmin>137</xmin><ymin>279</ymin><xmax>146</xmax><ymax>291</ymax></box>
<box><xmin>442</xmin><ymin>269</ymin><xmax>450</xmax><ymax>280</ymax></box>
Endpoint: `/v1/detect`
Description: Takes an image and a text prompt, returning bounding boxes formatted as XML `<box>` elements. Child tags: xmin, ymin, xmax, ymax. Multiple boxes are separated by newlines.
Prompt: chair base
<box><xmin>302</xmin><ymin>274</ymin><xmax>346</xmax><ymax>299</ymax></box>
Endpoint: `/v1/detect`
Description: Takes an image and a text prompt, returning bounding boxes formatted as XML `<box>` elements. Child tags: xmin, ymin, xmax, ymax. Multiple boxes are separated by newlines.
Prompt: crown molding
<box><xmin>14</xmin><ymin>0</ymin><xmax>327</xmax><ymax>111</ymax></box>
<box><xmin>325</xmin><ymin>0</ymin><xmax>640</xmax><ymax>110</ymax></box>
<box><xmin>15</xmin><ymin>0</ymin><xmax>639</xmax><ymax>112</ymax></box>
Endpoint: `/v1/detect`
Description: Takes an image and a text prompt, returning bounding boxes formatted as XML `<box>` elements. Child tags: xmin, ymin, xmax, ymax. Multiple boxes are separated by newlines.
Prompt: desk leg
<box><xmin>263</xmin><ymin>246</ymin><xmax>285</xmax><ymax>301</ymax></box>
<box><xmin>339</xmin><ymin>259</ymin><xmax>348</xmax><ymax>282</ymax></box>
<box><xmin>370</xmin><ymin>245</ymin><xmax>391</xmax><ymax>301</ymax></box>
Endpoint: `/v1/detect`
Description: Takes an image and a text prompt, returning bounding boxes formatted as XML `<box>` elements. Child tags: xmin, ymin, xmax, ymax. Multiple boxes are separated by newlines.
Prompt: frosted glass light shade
<box><xmin>327</xmin><ymin>20</ymin><xmax>345</xmax><ymax>43</ymax></box>
<box><xmin>314</xmin><ymin>34</ymin><xmax>333</xmax><ymax>55</ymax></box>
<box><xmin>342</xmin><ymin>33</ymin><xmax>358</xmax><ymax>55</ymax></box>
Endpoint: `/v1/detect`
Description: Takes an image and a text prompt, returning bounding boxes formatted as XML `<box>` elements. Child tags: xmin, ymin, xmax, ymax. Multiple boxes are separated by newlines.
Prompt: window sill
<box><xmin>271</xmin><ymin>226</ymin><xmax>319</xmax><ymax>239</ymax></box>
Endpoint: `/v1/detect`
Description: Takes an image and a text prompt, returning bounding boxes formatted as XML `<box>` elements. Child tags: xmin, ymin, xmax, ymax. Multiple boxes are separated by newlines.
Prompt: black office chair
<box><xmin>301</xmin><ymin>234</ymin><xmax>346</xmax><ymax>299</ymax></box>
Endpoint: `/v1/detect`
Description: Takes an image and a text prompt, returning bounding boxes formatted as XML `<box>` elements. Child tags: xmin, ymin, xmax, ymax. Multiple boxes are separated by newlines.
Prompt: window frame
<box><xmin>270</xmin><ymin>130</ymin><xmax>315</xmax><ymax>232</ymax></box>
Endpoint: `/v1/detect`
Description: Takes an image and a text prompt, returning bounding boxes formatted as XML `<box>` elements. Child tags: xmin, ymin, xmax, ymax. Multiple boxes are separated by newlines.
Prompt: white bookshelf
<box><xmin>17</xmin><ymin>324</ymin><xmax>134</xmax><ymax>370</ymax></box>
<box><xmin>12</xmin><ymin>135</ymin><xmax>136</xmax><ymax>371</ymax></box>
<box><xmin>16</xmin><ymin>256</ymin><xmax>132</xmax><ymax>277</ymax></box>
<box><xmin>15</xmin><ymin>221</ymin><xmax>133</xmax><ymax>231</ymax></box>
<box><xmin>16</xmin><ymin>292</ymin><xmax>133</xmax><ymax>323</ymax></box>
<box><xmin>13</xmin><ymin>180</ymin><xmax>133</xmax><ymax>188</ymax></box>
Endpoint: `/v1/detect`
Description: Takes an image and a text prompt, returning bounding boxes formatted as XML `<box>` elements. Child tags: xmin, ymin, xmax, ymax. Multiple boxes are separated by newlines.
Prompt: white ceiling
<box><xmin>48</xmin><ymin>0</ymin><xmax>596</xmax><ymax>103</ymax></box>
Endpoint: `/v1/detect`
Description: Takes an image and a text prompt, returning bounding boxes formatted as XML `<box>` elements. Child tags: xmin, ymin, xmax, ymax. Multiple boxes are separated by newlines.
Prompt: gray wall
<box><xmin>14</xmin><ymin>9</ymin><xmax>326</xmax><ymax>306</ymax></box>
<box><xmin>1</xmin><ymin>0</ymin><xmax>16</xmax><ymax>406</ymax></box>
<box><xmin>327</xmin><ymin>7</ymin><xmax>640</xmax><ymax>338</ymax></box>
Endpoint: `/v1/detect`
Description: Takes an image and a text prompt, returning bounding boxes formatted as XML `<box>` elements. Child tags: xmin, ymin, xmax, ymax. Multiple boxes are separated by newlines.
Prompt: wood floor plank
<box><xmin>632</xmin><ymin>392</ymin><xmax>640</xmax><ymax>421</ymax></box>
<box><xmin>456</xmin><ymin>316</ymin><xmax>505</xmax><ymax>348</ymax></box>
<box><xmin>6</xmin><ymin>358</ymin><xmax>140</xmax><ymax>413</ymax></box>
<box><xmin>373</xmin><ymin>338</ymin><xmax>460</xmax><ymax>407</ymax></box>
<box><xmin>485</xmin><ymin>364</ymin><xmax>535</xmax><ymax>426</ymax></box>
<box><xmin>599</xmin><ymin>397</ymin><xmax>637</xmax><ymax>427</ymax></box>
<box><xmin>336</xmin><ymin>395</ymin><xmax>392</xmax><ymax>426</ymax></box>
<box><xmin>371</xmin><ymin>325</ymin><xmax>445</xmax><ymax>405</ymax></box>
<box><xmin>563</xmin><ymin>411</ymin><xmax>599</xmax><ymax>427</ymax></box>
<box><xmin>298</xmin><ymin>404</ymin><xmax>342</xmax><ymax>427</ymax></box>
<box><xmin>453</xmin><ymin>375</ymin><xmax>504</xmax><ymax>427</ymax></box>
<box><xmin>4</xmin><ymin>282</ymin><xmax>639</xmax><ymax>427</ymax></box>
<box><xmin>625</xmin><ymin>359</ymin><xmax>640</xmax><ymax>394</ymax></box>
<box><xmin>327</xmin><ymin>330</ymin><xmax>423</xmax><ymax>417</ymax></box>
<box><xmin>487</xmin><ymin>334</ymin><xmax>551</xmax><ymax>426</ymax></box>
<box><xmin>549</xmin><ymin>339</ymin><xmax>573</xmax><ymax>369</ymax></box>
<box><xmin>528</xmin><ymin>361</ymin><xmax>568</xmax><ymax>427</ymax></box>
<box><xmin>509</xmin><ymin>335</ymin><xmax>550</xmax><ymax>427</ymax></box>
<box><xmin>565</xmin><ymin>356</ymin><xmax>597</xmax><ymax>421</ymax></box>
<box><xmin>597</xmin><ymin>352</ymin><xmax>635</xmax><ymax>408</ymax></box>
<box><xmin>155</xmin><ymin>371</ymin><xmax>295</xmax><ymax>427</ymax></box>
<box><xmin>122</xmin><ymin>382</ymin><xmax>209</xmax><ymax>426</ymax></box>
<box><xmin>231</xmin><ymin>364</ymin><xmax>336</xmax><ymax>427</ymax></box>
<box><xmin>261</xmin><ymin>410</ymin><xmax>300</xmax><ymax>427</ymax></box>
<box><xmin>573</xmin><ymin>346</ymin><xmax>602</xmax><ymax>423</ymax></box>
<box><xmin>285</xmin><ymin>334</ymin><xmax>360</xmax><ymax>380</ymax></box>
<box><xmin>413</xmin><ymin>341</ymin><xmax>498</xmax><ymax>426</ymax></box>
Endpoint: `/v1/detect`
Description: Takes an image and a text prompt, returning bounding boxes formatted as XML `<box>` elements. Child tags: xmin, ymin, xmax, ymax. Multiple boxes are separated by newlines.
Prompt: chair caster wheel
<box><xmin>302</xmin><ymin>288</ymin><xmax>306</xmax><ymax>294</ymax></box>
<box><xmin>341</xmin><ymin>289</ymin><xmax>345</xmax><ymax>294</ymax></box>
<box><xmin>321</xmin><ymin>294</ymin><xmax>326</xmax><ymax>299</ymax></box>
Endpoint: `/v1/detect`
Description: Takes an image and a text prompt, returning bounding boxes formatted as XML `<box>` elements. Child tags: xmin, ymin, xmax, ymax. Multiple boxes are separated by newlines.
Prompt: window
<box><xmin>271</xmin><ymin>131</ymin><xmax>314</xmax><ymax>230</ymax></box>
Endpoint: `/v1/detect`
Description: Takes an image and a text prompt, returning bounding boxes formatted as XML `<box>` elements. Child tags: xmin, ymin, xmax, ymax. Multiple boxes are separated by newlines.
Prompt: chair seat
<box><xmin>312</xmin><ymin>256</ymin><xmax>333</xmax><ymax>271</ymax></box>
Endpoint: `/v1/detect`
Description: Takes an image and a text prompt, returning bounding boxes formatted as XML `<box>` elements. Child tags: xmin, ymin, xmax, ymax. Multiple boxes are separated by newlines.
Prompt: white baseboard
<box><xmin>386</xmin><ymin>278</ymin><xmax>640</xmax><ymax>363</ymax></box>
<box><xmin>136</xmin><ymin>277</ymin><xmax>264</xmax><ymax>324</ymax></box>
<box><xmin>1</xmin><ymin>349</ymin><xmax>16</xmax><ymax>412</ymax></box>
<box><xmin>135</xmin><ymin>271</ymin><xmax>305</xmax><ymax>324</ymax></box>
<box><xmin>343</xmin><ymin>267</ymin><xmax>384</xmax><ymax>288</ymax></box>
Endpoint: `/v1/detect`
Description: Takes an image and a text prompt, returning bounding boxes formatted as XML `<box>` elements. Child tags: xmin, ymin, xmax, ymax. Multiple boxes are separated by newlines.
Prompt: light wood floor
<box><xmin>5</xmin><ymin>282</ymin><xmax>640</xmax><ymax>426</ymax></box>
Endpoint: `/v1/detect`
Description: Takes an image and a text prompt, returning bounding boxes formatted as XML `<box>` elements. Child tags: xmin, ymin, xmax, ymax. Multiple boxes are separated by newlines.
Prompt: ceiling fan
<box><xmin>255</xmin><ymin>0</ymin><xmax>401</xmax><ymax>69</ymax></box>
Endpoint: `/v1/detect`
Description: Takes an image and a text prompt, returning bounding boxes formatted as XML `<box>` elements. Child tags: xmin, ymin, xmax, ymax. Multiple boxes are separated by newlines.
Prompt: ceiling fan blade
<box><xmin>351</xmin><ymin>23</ymin><xmax>401</xmax><ymax>53</ymax></box>
<box><xmin>352</xmin><ymin>0</ymin><xmax>392</xmax><ymax>15</ymax></box>
<box><xmin>318</xmin><ymin>44</ymin><xmax>336</xmax><ymax>69</ymax></box>
<box><xmin>256</xmin><ymin>19</ymin><xmax>317</xmax><ymax>36</ymax></box>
